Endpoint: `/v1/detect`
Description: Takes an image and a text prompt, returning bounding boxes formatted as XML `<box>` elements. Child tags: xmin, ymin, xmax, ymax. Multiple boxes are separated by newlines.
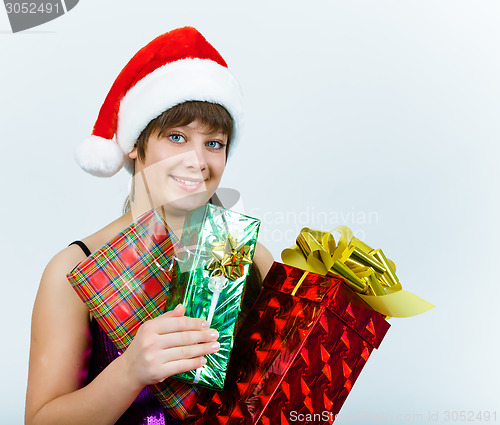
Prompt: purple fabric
<box><xmin>87</xmin><ymin>318</ymin><xmax>183</xmax><ymax>425</ymax></box>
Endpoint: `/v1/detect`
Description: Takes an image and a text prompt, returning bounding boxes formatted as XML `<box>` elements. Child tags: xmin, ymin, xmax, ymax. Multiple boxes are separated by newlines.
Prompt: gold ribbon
<box><xmin>291</xmin><ymin>271</ymin><xmax>309</xmax><ymax>297</ymax></box>
<box><xmin>282</xmin><ymin>226</ymin><xmax>434</xmax><ymax>318</ymax></box>
<box><xmin>206</xmin><ymin>234</ymin><xmax>253</xmax><ymax>281</ymax></box>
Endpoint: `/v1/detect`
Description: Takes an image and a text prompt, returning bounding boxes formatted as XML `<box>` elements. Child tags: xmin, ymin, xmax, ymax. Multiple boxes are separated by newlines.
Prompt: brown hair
<box><xmin>123</xmin><ymin>101</ymin><xmax>233</xmax><ymax>213</ymax></box>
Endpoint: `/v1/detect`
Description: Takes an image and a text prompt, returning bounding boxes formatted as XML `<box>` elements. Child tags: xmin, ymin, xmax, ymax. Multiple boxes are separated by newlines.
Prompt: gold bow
<box><xmin>206</xmin><ymin>234</ymin><xmax>253</xmax><ymax>281</ymax></box>
<box><xmin>281</xmin><ymin>226</ymin><xmax>434</xmax><ymax>318</ymax></box>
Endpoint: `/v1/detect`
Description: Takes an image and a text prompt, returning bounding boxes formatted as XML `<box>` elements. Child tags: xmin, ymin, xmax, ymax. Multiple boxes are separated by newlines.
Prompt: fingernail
<box><xmin>210</xmin><ymin>330</ymin><xmax>219</xmax><ymax>339</ymax></box>
<box><xmin>200</xmin><ymin>356</ymin><xmax>207</xmax><ymax>365</ymax></box>
<box><xmin>211</xmin><ymin>341</ymin><xmax>220</xmax><ymax>351</ymax></box>
<box><xmin>201</xmin><ymin>320</ymin><xmax>209</xmax><ymax>328</ymax></box>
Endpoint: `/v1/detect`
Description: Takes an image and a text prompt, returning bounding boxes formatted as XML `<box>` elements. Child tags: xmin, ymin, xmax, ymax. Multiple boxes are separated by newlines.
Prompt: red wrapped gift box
<box><xmin>185</xmin><ymin>261</ymin><xmax>390</xmax><ymax>424</ymax></box>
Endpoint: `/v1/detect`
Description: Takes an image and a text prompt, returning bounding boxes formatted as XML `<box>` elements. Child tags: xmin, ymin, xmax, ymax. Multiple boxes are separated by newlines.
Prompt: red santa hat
<box><xmin>76</xmin><ymin>26</ymin><xmax>243</xmax><ymax>177</ymax></box>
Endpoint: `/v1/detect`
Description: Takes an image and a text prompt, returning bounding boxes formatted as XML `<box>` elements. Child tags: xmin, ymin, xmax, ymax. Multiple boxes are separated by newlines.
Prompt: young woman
<box><xmin>25</xmin><ymin>27</ymin><xmax>274</xmax><ymax>425</ymax></box>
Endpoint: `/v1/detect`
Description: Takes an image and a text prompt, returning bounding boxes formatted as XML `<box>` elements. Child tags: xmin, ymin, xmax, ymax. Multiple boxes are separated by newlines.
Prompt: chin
<box><xmin>165</xmin><ymin>192</ymin><xmax>212</xmax><ymax>213</ymax></box>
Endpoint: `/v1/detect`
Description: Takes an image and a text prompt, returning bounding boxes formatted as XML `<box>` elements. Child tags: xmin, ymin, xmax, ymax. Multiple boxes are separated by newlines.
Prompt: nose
<box><xmin>183</xmin><ymin>144</ymin><xmax>207</xmax><ymax>172</ymax></box>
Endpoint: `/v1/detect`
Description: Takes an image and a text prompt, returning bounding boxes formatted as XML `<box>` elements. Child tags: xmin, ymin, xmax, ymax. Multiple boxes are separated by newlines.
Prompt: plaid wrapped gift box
<box><xmin>185</xmin><ymin>262</ymin><xmax>390</xmax><ymax>424</ymax></box>
<box><xmin>67</xmin><ymin>209</ymin><xmax>200</xmax><ymax>419</ymax></box>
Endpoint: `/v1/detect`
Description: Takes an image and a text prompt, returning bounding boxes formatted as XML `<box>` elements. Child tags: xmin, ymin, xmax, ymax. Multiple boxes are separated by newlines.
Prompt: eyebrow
<box><xmin>197</xmin><ymin>127</ymin><xmax>226</xmax><ymax>136</ymax></box>
<box><xmin>164</xmin><ymin>126</ymin><xmax>226</xmax><ymax>137</ymax></box>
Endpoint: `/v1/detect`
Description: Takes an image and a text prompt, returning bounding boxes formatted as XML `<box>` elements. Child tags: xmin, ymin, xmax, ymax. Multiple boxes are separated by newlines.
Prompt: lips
<box><xmin>170</xmin><ymin>175</ymin><xmax>206</xmax><ymax>192</ymax></box>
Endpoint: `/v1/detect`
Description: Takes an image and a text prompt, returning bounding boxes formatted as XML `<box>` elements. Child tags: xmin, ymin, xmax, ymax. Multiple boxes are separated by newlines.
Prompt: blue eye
<box><xmin>169</xmin><ymin>134</ymin><xmax>185</xmax><ymax>143</ymax></box>
<box><xmin>207</xmin><ymin>140</ymin><xmax>225</xmax><ymax>150</ymax></box>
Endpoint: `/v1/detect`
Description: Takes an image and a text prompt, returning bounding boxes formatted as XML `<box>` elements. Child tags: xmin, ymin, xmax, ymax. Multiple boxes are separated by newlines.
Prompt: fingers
<box><xmin>162</xmin><ymin>304</ymin><xmax>185</xmax><ymax>318</ymax></box>
<box><xmin>158</xmin><ymin>328</ymin><xmax>219</xmax><ymax>350</ymax></box>
<box><xmin>158</xmin><ymin>340</ymin><xmax>220</xmax><ymax>365</ymax></box>
<box><xmin>151</xmin><ymin>310</ymin><xmax>209</xmax><ymax>335</ymax></box>
<box><xmin>135</xmin><ymin>305</ymin><xmax>222</xmax><ymax>382</ymax></box>
<box><xmin>159</xmin><ymin>356</ymin><xmax>208</xmax><ymax>380</ymax></box>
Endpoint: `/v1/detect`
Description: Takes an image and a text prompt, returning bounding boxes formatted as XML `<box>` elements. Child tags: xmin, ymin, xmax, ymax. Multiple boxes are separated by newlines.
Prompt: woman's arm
<box><xmin>25</xmin><ymin>247</ymin><xmax>219</xmax><ymax>425</ymax></box>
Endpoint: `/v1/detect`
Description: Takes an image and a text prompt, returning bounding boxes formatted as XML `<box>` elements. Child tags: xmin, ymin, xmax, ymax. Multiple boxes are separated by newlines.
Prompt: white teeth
<box><xmin>172</xmin><ymin>176</ymin><xmax>202</xmax><ymax>186</ymax></box>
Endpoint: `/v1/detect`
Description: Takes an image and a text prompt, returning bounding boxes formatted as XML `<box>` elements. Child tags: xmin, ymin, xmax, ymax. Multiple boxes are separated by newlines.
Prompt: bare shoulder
<box><xmin>32</xmin><ymin>243</ymin><xmax>94</xmax><ymax>345</ymax></box>
<box><xmin>253</xmin><ymin>242</ymin><xmax>275</xmax><ymax>280</ymax></box>
<box><xmin>36</xmin><ymin>245</ymin><xmax>92</xmax><ymax>315</ymax></box>
<box><xmin>30</xmin><ymin>244</ymin><xmax>91</xmax><ymax>341</ymax></box>
<box><xmin>37</xmin><ymin>212</ymin><xmax>132</xmax><ymax>301</ymax></box>
<box><xmin>45</xmin><ymin>243</ymin><xmax>92</xmax><ymax>275</ymax></box>
<box><xmin>34</xmin><ymin>213</ymin><xmax>130</xmax><ymax>324</ymax></box>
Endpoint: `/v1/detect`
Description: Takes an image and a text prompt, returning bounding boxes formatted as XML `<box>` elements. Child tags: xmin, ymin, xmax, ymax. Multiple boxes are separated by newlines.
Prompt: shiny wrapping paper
<box><xmin>185</xmin><ymin>262</ymin><xmax>390</xmax><ymax>424</ymax></box>
<box><xmin>67</xmin><ymin>209</ymin><xmax>201</xmax><ymax>420</ymax></box>
<box><xmin>173</xmin><ymin>204</ymin><xmax>261</xmax><ymax>390</ymax></box>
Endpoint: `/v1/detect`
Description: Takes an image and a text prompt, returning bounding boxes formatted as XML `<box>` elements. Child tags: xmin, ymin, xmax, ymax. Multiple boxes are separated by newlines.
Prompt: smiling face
<box><xmin>128</xmin><ymin>119</ymin><xmax>228</xmax><ymax>216</ymax></box>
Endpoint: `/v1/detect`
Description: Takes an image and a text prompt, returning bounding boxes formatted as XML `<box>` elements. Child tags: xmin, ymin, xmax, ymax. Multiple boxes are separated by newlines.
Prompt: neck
<box><xmin>128</xmin><ymin>200</ymin><xmax>187</xmax><ymax>241</ymax></box>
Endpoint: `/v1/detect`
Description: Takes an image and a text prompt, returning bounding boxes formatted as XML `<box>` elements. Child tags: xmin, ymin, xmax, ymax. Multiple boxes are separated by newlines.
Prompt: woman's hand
<box><xmin>121</xmin><ymin>304</ymin><xmax>219</xmax><ymax>388</ymax></box>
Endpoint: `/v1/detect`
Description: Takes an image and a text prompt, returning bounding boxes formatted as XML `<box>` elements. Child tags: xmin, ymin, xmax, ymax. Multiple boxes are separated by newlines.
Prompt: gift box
<box><xmin>66</xmin><ymin>209</ymin><xmax>201</xmax><ymax>419</ymax></box>
<box><xmin>173</xmin><ymin>203</ymin><xmax>261</xmax><ymax>390</ymax></box>
<box><xmin>185</xmin><ymin>261</ymin><xmax>391</xmax><ymax>424</ymax></box>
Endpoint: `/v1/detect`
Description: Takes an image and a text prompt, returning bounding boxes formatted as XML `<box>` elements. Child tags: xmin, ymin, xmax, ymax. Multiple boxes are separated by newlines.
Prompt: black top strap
<box><xmin>68</xmin><ymin>240</ymin><xmax>91</xmax><ymax>257</ymax></box>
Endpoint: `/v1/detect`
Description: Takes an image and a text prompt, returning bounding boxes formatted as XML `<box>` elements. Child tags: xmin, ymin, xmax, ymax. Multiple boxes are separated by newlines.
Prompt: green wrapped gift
<box><xmin>173</xmin><ymin>203</ymin><xmax>260</xmax><ymax>390</ymax></box>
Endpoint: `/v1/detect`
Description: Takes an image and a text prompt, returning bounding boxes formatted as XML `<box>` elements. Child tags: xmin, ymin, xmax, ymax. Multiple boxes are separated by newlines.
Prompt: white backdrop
<box><xmin>1</xmin><ymin>1</ymin><xmax>499</xmax><ymax>423</ymax></box>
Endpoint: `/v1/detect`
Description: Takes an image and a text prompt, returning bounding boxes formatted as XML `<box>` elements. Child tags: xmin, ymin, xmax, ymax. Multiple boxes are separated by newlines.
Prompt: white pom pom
<box><xmin>75</xmin><ymin>135</ymin><xmax>126</xmax><ymax>177</ymax></box>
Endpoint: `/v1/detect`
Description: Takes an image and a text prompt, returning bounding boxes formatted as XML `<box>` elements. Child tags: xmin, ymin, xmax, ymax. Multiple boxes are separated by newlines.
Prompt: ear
<box><xmin>128</xmin><ymin>145</ymin><xmax>138</xmax><ymax>160</ymax></box>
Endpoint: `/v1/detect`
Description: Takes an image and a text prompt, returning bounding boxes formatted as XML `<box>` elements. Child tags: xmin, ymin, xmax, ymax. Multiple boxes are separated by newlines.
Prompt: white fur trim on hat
<box><xmin>75</xmin><ymin>135</ymin><xmax>126</xmax><ymax>177</ymax></box>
